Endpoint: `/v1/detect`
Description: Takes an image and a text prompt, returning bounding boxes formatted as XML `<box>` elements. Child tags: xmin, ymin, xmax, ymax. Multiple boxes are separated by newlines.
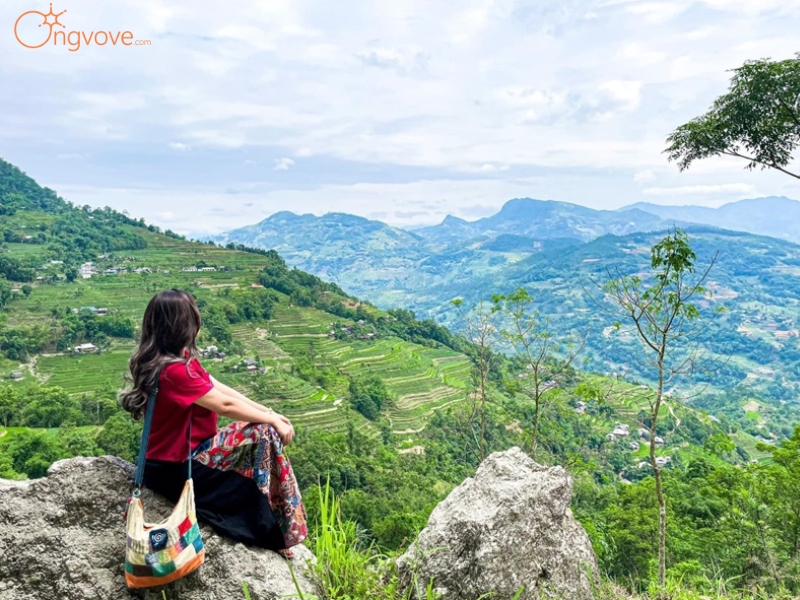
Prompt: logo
<box><xmin>14</xmin><ymin>3</ymin><xmax>151</xmax><ymax>51</ymax></box>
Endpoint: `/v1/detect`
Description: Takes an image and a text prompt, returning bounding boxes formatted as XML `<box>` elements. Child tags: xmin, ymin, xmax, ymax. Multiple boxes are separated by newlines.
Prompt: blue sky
<box><xmin>2</xmin><ymin>0</ymin><xmax>798</xmax><ymax>235</ymax></box>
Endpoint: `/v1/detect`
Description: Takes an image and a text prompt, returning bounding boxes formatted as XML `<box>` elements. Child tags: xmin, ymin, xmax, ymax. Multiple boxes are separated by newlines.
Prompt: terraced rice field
<box><xmin>254</xmin><ymin>308</ymin><xmax>475</xmax><ymax>435</ymax></box>
<box><xmin>230</xmin><ymin>324</ymin><xmax>293</xmax><ymax>364</ymax></box>
<box><xmin>35</xmin><ymin>351</ymin><xmax>133</xmax><ymax>393</ymax></box>
<box><xmin>12</xmin><ymin>248</ymin><xmax>475</xmax><ymax>444</ymax></box>
<box><xmin>266</xmin><ymin>306</ymin><xmax>336</xmax><ymax>355</ymax></box>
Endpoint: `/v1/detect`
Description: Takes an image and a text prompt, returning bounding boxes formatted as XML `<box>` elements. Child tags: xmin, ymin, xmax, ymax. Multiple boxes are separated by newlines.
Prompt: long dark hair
<box><xmin>120</xmin><ymin>289</ymin><xmax>203</xmax><ymax>419</ymax></box>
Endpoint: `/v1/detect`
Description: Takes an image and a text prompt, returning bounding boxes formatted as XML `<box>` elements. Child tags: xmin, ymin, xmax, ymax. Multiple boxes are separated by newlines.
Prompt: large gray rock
<box><xmin>0</xmin><ymin>456</ymin><xmax>316</xmax><ymax>600</ymax></box>
<box><xmin>397</xmin><ymin>447</ymin><xmax>598</xmax><ymax>600</ymax></box>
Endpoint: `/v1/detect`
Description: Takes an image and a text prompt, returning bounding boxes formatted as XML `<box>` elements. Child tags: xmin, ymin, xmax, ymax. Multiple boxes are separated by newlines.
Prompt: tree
<box><xmin>450</xmin><ymin>298</ymin><xmax>498</xmax><ymax>461</ymax></box>
<box><xmin>604</xmin><ymin>229</ymin><xmax>717</xmax><ymax>589</ymax></box>
<box><xmin>6</xmin><ymin>430</ymin><xmax>69</xmax><ymax>478</ymax></box>
<box><xmin>757</xmin><ymin>425</ymin><xmax>800</xmax><ymax>587</ymax></box>
<box><xmin>666</xmin><ymin>53</ymin><xmax>800</xmax><ymax>180</ymax></box>
<box><xmin>23</xmin><ymin>386</ymin><xmax>81</xmax><ymax>428</ymax></box>
<box><xmin>96</xmin><ymin>412</ymin><xmax>142</xmax><ymax>462</ymax></box>
<box><xmin>348</xmin><ymin>376</ymin><xmax>391</xmax><ymax>420</ymax></box>
<box><xmin>0</xmin><ymin>276</ymin><xmax>11</xmax><ymax>308</ymax></box>
<box><xmin>0</xmin><ymin>450</ymin><xmax>22</xmax><ymax>480</ymax></box>
<box><xmin>58</xmin><ymin>423</ymin><xmax>101</xmax><ymax>458</ymax></box>
<box><xmin>704</xmin><ymin>432</ymin><xmax>735</xmax><ymax>458</ymax></box>
<box><xmin>0</xmin><ymin>386</ymin><xmax>23</xmax><ymax>427</ymax></box>
<box><xmin>491</xmin><ymin>287</ymin><xmax>584</xmax><ymax>458</ymax></box>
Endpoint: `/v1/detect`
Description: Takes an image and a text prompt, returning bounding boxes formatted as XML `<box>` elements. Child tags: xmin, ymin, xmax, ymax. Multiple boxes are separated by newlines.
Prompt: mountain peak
<box><xmin>441</xmin><ymin>214</ymin><xmax>469</xmax><ymax>226</ymax></box>
<box><xmin>265</xmin><ymin>210</ymin><xmax>302</xmax><ymax>221</ymax></box>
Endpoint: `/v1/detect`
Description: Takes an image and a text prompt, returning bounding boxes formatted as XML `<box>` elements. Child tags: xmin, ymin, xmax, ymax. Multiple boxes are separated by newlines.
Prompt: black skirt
<box><xmin>143</xmin><ymin>458</ymin><xmax>287</xmax><ymax>550</ymax></box>
<box><xmin>143</xmin><ymin>421</ymin><xmax>308</xmax><ymax>551</ymax></box>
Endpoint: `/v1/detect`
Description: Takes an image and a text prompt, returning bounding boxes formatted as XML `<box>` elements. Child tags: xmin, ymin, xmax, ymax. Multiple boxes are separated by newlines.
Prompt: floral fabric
<box><xmin>191</xmin><ymin>421</ymin><xmax>308</xmax><ymax>548</ymax></box>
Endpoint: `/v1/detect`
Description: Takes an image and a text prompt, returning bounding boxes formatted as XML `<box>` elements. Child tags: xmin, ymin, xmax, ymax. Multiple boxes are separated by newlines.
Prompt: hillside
<box><xmin>421</xmin><ymin>228</ymin><xmax>800</xmax><ymax>427</ymax></box>
<box><xmin>0</xmin><ymin>157</ymin><xmax>762</xmax><ymax>459</ymax></box>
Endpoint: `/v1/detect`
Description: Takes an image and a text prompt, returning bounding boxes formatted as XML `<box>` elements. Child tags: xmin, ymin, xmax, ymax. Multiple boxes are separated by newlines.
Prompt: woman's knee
<box><xmin>252</xmin><ymin>422</ymin><xmax>277</xmax><ymax>437</ymax></box>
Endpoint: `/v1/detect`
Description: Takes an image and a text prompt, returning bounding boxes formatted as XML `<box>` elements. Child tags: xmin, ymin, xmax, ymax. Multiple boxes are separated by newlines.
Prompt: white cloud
<box><xmin>273</xmin><ymin>157</ymin><xmax>295</xmax><ymax>171</ymax></box>
<box><xmin>617</xmin><ymin>43</ymin><xmax>666</xmax><ymax>66</ymax></box>
<box><xmin>475</xmin><ymin>163</ymin><xmax>510</xmax><ymax>172</ymax></box>
<box><xmin>624</xmin><ymin>2</ymin><xmax>687</xmax><ymax>24</ymax></box>
<box><xmin>599</xmin><ymin>80</ymin><xmax>642</xmax><ymax>111</ymax></box>
<box><xmin>0</xmin><ymin>0</ymin><xmax>796</xmax><ymax>231</ymax></box>
<box><xmin>448</xmin><ymin>0</ymin><xmax>497</xmax><ymax>44</ymax></box>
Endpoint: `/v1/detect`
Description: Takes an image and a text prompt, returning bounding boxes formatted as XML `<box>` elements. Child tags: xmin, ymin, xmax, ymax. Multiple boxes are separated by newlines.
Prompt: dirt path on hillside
<box><xmin>24</xmin><ymin>354</ymin><xmax>50</xmax><ymax>384</ymax></box>
<box><xmin>667</xmin><ymin>403</ymin><xmax>681</xmax><ymax>429</ymax></box>
<box><xmin>25</xmin><ymin>356</ymin><xmax>37</xmax><ymax>379</ymax></box>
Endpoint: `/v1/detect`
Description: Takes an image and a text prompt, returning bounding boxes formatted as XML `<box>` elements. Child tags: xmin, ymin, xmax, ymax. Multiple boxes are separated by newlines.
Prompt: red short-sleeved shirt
<box><xmin>145</xmin><ymin>357</ymin><xmax>218</xmax><ymax>462</ymax></box>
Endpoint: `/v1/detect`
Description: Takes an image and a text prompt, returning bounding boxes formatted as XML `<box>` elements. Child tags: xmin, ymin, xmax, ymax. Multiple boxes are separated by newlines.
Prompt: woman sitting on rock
<box><xmin>120</xmin><ymin>288</ymin><xmax>307</xmax><ymax>558</ymax></box>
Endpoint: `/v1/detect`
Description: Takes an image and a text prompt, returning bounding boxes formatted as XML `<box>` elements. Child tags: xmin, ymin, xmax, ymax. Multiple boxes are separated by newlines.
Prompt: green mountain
<box><xmin>622</xmin><ymin>196</ymin><xmax>800</xmax><ymax>243</ymax></box>
<box><xmin>212</xmin><ymin>210</ymin><xmax>429</xmax><ymax>294</ymax></box>
<box><xmin>212</xmin><ymin>198</ymin><xmax>688</xmax><ymax>307</ymax></box>
<box><xmin>432</xmin><ymin>228</ymin><xmax>800</xmax><ymax>410</ymax></box>
<box><xmin>214</xmin><ymin>200</ymin><xmax>800</xmax><ymax>413</ymax></box>
<box><xmin>2</xmin><ymin>155</ymin><xmax>778</xmax><ymax>454</ymax></box>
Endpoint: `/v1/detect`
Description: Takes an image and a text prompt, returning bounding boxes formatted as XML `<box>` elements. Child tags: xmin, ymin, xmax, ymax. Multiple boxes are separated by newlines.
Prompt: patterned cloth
<box><xmin>191</xmin><ymin>421</ymin><xmax>308</xmax><ymax>549</ymax></box>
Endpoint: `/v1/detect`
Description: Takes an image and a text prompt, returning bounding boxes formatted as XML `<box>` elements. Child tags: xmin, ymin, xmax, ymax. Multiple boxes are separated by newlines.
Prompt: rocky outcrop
<box><xmin>397</xmin><ymin>447</ymin><xmax>598</xmax><ymax>600</ymax></box>
<box><xmin>0</xmin><ymin>456</ymin><xmax>315</xmax><ymax>600</ymax></box>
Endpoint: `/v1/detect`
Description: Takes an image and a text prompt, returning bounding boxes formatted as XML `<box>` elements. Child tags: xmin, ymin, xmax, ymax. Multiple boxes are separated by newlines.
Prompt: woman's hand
<box><xmin>272</xmin><ymin>416</ymin><xmax>295</xmax><ymax>446</ymax></box>
<box><xmin>274</xmin><ymin>412</ymin><xmax>293</xmax><ymax>426</ymax></box>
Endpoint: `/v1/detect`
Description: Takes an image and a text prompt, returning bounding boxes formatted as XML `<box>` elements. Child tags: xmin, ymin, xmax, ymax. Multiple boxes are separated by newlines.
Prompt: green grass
<box><xmin>0</xmin><ymin>426</ymin><xmax>60</xmax><ymax>444</ymax></box>
<box><xmin>5</xmin><ymin>242</ymin><xmax>47</xmax><ymax>259</ymax></box>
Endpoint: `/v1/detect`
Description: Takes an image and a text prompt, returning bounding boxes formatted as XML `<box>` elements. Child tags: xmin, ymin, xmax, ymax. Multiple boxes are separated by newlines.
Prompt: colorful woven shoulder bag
<box><xmin>124</xmin><ymin>366</ymin><xmax>205</xmax><ymax>588</ymax></box>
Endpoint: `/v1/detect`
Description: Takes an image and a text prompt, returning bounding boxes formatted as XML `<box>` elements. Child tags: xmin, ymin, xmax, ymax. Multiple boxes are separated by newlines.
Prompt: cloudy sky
<box><xmin>2</xmin><ymin>0</ymin><xmax>798</xmax><ymax>235</ymax></box>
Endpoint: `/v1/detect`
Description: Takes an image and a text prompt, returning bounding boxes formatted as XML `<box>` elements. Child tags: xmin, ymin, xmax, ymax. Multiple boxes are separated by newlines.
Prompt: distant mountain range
<box><xmin>412</xmin><ymin>199</ymin><xmax>688</xmax><ymax>247</ymax></box>
<box><xmin>215</xmin><ymin>196</ymin><xmax>800</xmax><ymax>253</ymax></box>
<box><xmin>619</xmin><ymin>196</ymin><xmax>800</xmax><ymax>244</ymax></box>
<box><xmin>210</xmin><ymin>196</ymin><xmax>800</xmax><ymax>307</ymax></box>
<box><xmin>209</xmin><ymin>196</ymin><xmax>800</xmax><ymax>402</ymax></box>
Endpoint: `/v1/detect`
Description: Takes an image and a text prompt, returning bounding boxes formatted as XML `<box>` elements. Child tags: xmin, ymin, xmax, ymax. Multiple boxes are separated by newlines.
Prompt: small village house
<box><xmin>73</xmin><ymin>343</ymin><xmax>99</xmax><ymax>354</ymax></box>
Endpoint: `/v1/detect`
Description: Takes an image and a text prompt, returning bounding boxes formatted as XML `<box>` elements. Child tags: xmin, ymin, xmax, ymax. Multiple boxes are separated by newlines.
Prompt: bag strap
<box><xmin>133</xmin><ymin>363</ymin><xmax>194</xmax><ymax>495</ymax></box>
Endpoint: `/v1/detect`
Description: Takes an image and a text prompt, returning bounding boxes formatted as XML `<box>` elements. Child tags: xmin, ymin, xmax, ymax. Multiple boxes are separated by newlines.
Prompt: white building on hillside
<box><xmin>79</xmin><ymin>262</ymin><xmax>98</xmax><ymax>279</ymax></box>
<box><xmin>74</xmin><ymin>343</ymin><xmax>99</xmax><ymax>354</ymax></box>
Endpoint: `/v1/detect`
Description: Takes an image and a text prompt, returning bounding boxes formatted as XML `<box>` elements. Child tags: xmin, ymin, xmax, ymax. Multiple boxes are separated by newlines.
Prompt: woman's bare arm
<box><xmin>210</xmin><ymin>376</ymin><xmax>272</xmax><ymax>413</ymax></box>
<box><xmin>194</xmin><ymin>387</ymin><xmax>276</xmax><ymax>423</ymax></box>
<box><xmin>195</xmin><ymin>385</ymin><xmax>295</xmax><ymax>445</ymax></box>
<box><xmin>210</xmin><ymin>375</ymin><xmax>293</xmax><ymax>426</ymax></box>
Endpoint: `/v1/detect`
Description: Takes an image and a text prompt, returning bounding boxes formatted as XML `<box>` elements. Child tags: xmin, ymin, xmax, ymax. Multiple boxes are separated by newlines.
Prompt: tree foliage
<box><xmin>666</xmin><ymin>53</ymin><xmax>800</xmax><ymax>179</ymax></box>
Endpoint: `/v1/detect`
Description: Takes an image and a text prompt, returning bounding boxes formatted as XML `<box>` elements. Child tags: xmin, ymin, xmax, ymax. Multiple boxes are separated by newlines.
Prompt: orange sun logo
<box><xmin>14</xmin><ymin>3</ymin><xmax>67</xmax><ymax>49</ymax></box>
